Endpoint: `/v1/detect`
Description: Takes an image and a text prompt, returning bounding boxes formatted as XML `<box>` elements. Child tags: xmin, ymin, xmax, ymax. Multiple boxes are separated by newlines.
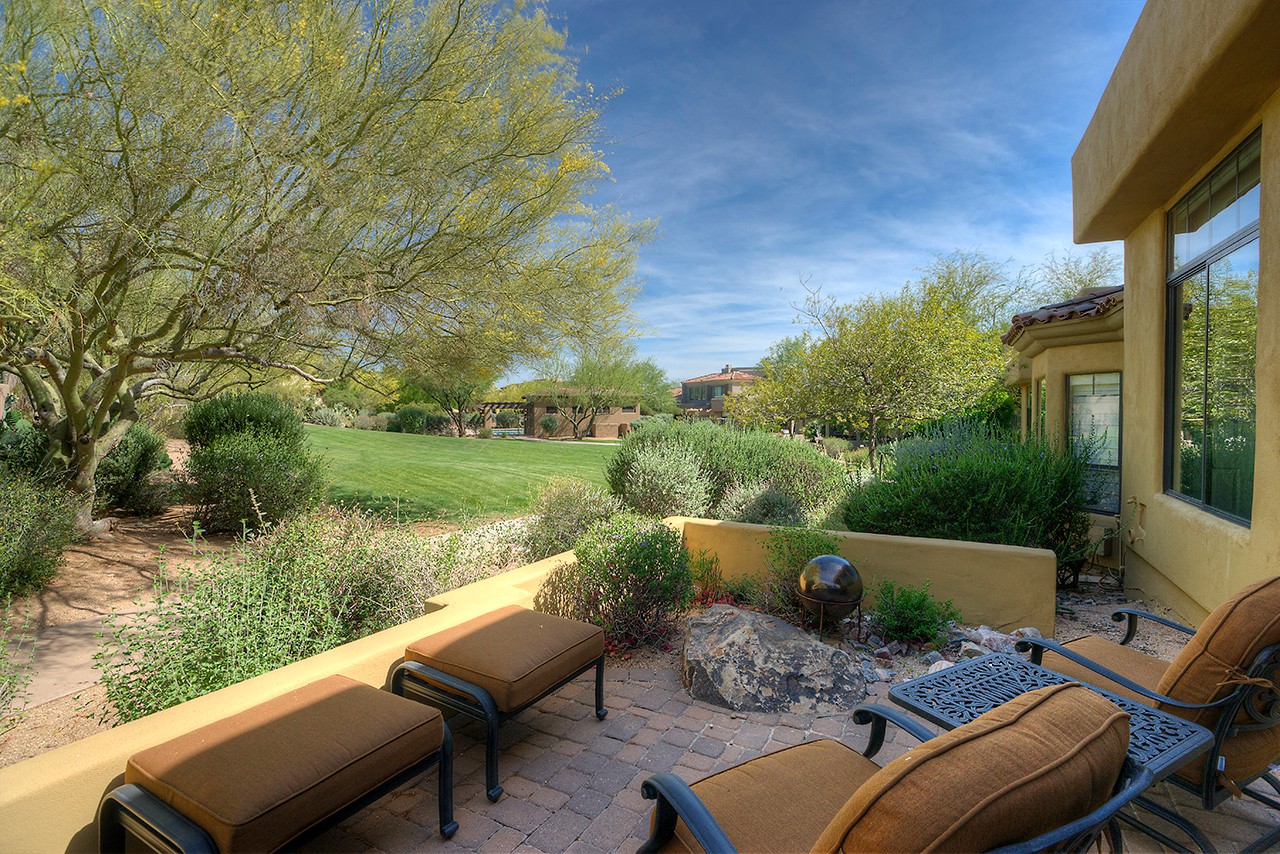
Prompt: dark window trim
<box><xmin>1162</xmin><ymin>130</ymin><xmax>1260</xmax><ymax>527</ymax></box>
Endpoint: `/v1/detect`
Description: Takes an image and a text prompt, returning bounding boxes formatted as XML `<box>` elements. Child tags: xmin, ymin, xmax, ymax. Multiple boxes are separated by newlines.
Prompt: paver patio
<box><xmin>304</xmin><ymin>665</ymin><xmax>1279</xmax><ymax>853</ymax></box>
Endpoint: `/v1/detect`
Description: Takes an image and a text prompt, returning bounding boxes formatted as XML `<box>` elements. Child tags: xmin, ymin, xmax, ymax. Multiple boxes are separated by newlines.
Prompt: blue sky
<box><xmin>544</xmin><ymin>0</ymin><xmax>1144</xmax><ymax>383</ymax></box>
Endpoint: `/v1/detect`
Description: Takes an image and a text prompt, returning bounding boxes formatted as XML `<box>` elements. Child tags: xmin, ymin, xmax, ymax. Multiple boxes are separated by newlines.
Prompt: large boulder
<box><xmin>683</xmin><ymin>605</ymin><xmax>866</xmax><ymax>714</ymax></box>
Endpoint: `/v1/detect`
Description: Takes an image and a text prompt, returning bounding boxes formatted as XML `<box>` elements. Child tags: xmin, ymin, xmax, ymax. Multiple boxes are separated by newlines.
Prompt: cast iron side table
<box><xmin>889</xmin><ymin>654</ymin><xmax>1216</xmax><ymax>852</ymax></box>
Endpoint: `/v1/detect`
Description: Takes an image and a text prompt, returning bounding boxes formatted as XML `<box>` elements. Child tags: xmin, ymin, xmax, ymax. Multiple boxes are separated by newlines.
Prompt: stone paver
<box><xmin>318</xmin><ymin>666</ymin><xmax>1277</xmax><ymax>853</ymax></box>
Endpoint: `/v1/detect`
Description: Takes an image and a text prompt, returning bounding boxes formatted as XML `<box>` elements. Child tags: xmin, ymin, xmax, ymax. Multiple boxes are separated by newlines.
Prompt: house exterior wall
<box><xmin>524</xmin><ymin>401</ymin><xmax>641</xmax><ymax>439</ymax></box>
<box><xmin>1072</xmin><ymin>0</ymin><xmax>1280</xmax><ymax>621</ymax></box>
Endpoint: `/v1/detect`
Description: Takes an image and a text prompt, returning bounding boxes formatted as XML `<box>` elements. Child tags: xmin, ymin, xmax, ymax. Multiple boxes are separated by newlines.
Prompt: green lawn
<box><xmin>305</xmin><ymin>426</ymin><xmax>613</xmax><ymax>522</ymax></box>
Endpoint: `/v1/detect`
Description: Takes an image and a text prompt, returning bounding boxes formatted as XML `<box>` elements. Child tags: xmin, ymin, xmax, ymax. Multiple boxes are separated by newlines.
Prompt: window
<box><xmin>621</xmin><ymin>405</ymin><xmax>636</xmax><ymax>413</ymax></box>
<box><xmin>1069</xmin><ymin>373</ymin><xmax>1122</xmax><ymax>514</ymax></box>
<box><xmin>545</xmin><ymin>406</ymin><xmax>557</xmax><ymax>414</ymax></box>
<box><xmin>712</xmin><ymin>386</ymin><xmax>724</xmax><ymax>398</ymax></box>
<box><xmin>1166</xmin><ymin>131</ymin><xmax>1260</xmax><ymax>523</ymax></box>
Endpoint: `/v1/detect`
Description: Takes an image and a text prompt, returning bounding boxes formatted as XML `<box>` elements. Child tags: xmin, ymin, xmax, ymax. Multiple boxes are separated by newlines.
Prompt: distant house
<box><xmin>678</xmin><ymin>365</ymin><xmax>761</xmax><ymax>419</ymax></box>
<box><xmin>522</xmin><ymin>388</ymin><xmax>644</xmax><ymax>439</ymax></box>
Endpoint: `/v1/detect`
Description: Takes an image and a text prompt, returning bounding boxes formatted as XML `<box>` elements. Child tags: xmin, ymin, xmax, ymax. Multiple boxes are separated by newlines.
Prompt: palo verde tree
<box><xmin>0</xmin><ymin>0</ymin><xmax>650</xmax><ymax>532</ymax></box>
<box><xmin>539</xmin><ymin>341</ymin><xmax>670</xmax><ymax>439</ymax></box>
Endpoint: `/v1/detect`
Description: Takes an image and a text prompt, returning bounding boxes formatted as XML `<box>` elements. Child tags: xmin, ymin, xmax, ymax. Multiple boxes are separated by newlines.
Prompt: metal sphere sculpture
<box><xmin>797</xmin><ymin>554</ymin><xmax>864</xmax><ymax>623</ymax></box>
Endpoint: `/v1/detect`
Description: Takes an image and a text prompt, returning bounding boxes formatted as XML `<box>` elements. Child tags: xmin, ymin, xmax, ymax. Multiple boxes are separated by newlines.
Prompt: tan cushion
<box><xmin>404</xmin><ymin>605</ymin><xmax>604</xmax><ymax>713</ymax></box>
<box><xmin>1156</xmin><ymin>576</ymin><xmax>1280</xmax><ymax>783</ymax></box>
<box><xmin>1042</xmin><ymin>635</ymin><xmax>1170</xmax><ymax>704</ymax></box>
<box><xmin>126</xmin><ymin>675</ymin><xmax>444</xmax><ymax>852</ymax></box>
<box><xmin>658</xmin><ymin>740</ymin><xmax>881</xmax><ymax>853</ymax></box>
<box><xmin>815</xmin><ymin>683</ymin><xmax>1129</xmax><ymax>853</ymax></box>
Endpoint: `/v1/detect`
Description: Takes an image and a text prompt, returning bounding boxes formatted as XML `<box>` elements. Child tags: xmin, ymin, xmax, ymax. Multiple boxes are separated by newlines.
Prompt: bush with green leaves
<box><xmin>396</xmin><ymin>405</ymin><xmax>430</xmax><ymax>434</ymax></box>
<box><xmin>869</xmin><ymin>578</ymin><xmax>961</xmax><ymax>646</ymax></box>
<box><xmin>183</xmin><ymin>392</ymin><xmax>305</xmax><ymax>449</ymax></box>
<box><xmin>354</xmin><ymin>414</ymin><xmax>389</xmax><ymax>431</ymax></box>
<box><xmin>606</xmin><ymin>419</ymin><xmax>846</xmax><ymax>523</ymax></box>
<box><xmin>183</xmin><ymin>432</ymin><xmax>326</xmax><ymax>533</ymax></box>
<box><xmin>465</xmin><ymin>411</ymin><xmax>485</xmax><ymax>429</ymax></box>
<box><xmin>0</xmin><ymin>477</ymin><xmax>77</xmax><ymax>596</ymax></box>
<box><xmin>306</xmin><ymin>405</ymin><xmax>348</xmax><ymax>427</ymax></box>
<box><xmin>1</xmin><ymin>603</ymin><xmax>35</xmax><ymax>735</ymax></box>
<box><xmin>494</xmin><ymin>409</ymin><xmax>521</xmax><ymax>429</ymax></box>
<box><xmin>0</xmin><ymin>413</ymin><xmax>49</xmax><ymax>479</ymax></box>
<box><xmin>716</xmin><ymin>481</ymin><xmax>806</xmax><ymax>527</ymax></box>
<box><xmin>842</xmin><ymin>419</ymin><xmax>1093</xmax><ymax>576</ymax></box>
<box><xmin>534</xmin><ymin>512</ymin><xmax>692</xmax><ymax>648</ymax></box>
<box><xmin>95</xmin><ymin>508</ymin><xmax>526</xmax><ymax>723</ymax></box>
<box><xmin>95</xmin><ymin>422</ymin><xmax>172</xmax><ymax>515</ymax></box>
<box><xmin>421</xmin><ymin>413</ymin><xmax>451</xmax><ymax>434</ymax></box>
<box><xmin>539</xmin><ymin>413</ymin><xmax>561</xmax><ymax>436</ymax></box>
<box><xmin>754</xmin><ymin>526</ymin><xmax>842</xmax><ymax>619</ymax></box>
<box><xmin>521</xmin><ymin>476</ymin><xmax>622</xmax><ymax>561</ymax></box>
<box><xmin>615</xmin><ymin>445</ymin><xmax>712</xmax><ymax>518</ymax></box>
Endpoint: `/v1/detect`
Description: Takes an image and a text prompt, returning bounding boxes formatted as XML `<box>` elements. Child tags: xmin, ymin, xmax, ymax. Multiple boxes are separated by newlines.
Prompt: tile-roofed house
<box><xmin>1001</xmin><ymin>286</ymin><xmax>1124</xmax><ymax>347</ymax></box>
<box><xmin>678</xmin><ymin>364</ymin><xmax>760</xmax><ymax>418</ymax></box>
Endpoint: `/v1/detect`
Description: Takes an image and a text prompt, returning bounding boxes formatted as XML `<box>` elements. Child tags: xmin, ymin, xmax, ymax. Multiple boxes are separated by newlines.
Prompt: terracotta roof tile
<box><xmin>682</xmin><ymin>370</ymin><xmax>760</xmax><ymax>384</ymax></box>
<box><xmin>1002</xmin><ymin>286</ymin><xmax>1123</xmax><ymax>345</ymax></box>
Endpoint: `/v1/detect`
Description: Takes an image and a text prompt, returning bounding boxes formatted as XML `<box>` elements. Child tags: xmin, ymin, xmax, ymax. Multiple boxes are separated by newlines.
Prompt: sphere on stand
<box><xmin>798</xmin><ymin>554</ymin><xmax>863</xmax><ymax>621</ymax></box>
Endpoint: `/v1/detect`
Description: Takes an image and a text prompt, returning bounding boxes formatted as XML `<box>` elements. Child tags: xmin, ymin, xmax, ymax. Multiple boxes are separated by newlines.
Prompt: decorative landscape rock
<box><xmin>683</xmin><ymin>605</ymin><xmax>866</xmax><ymax>714</ymax></box>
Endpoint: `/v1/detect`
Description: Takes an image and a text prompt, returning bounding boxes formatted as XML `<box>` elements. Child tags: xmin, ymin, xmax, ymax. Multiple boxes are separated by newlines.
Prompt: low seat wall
<box><xmin>0</xmin><ymin>517</ymin><xmax>1054</xmax><ymax>851</ymax></box>
<box><xmin>669</xmin><ymin>517</ymin><xmax>1057</xmax><ymax>636</ymax></box>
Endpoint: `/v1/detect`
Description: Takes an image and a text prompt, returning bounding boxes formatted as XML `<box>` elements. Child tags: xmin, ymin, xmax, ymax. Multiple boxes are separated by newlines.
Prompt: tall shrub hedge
<box><xmin>841</xmin><ymin>420</ymin><xmax>1093</xmax><ymax>574</ymax></box>
<box><xmin>605</xmin><ymin>420</ymin><xmax>846</xmax><ymax>523</ymax></box>
<box><xmin>183</xmin><ymin>392</ymin><xmax>305</xmax><ymax>449</ymax></box>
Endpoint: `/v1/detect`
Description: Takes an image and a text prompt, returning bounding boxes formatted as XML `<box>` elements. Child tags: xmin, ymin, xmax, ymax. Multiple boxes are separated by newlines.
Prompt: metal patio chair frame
<box><xmin>1019</xmin><ymin>609</ymin><xmax>1280</xmax><ymax>854</ymax></box>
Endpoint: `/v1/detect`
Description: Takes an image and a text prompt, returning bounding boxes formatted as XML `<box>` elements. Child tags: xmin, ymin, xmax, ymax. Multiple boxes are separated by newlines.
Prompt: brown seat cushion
<box><xmin>1042</xmin><ymin>635</ymin><xmax>1171</xmax><ymax>703</ymax></box>
<box><xmin>657</xmin><ymin>739</ymin><xmax>882</xmax><ymax>853</ymax></box>
<box><xmin>1155</xmin><ymin>576</ymin><xmax>1280</xmax><ymax>784</ymax></box>
<box><xmin>404</xmin><ymin>605</ymin><xmax>604</xmax><ymax>713</ymax></box>
<box><xmin>126</xmin><ymin>675</ymin><xmax>444</xmax><ymax>852</ymax></box>
<box><xmin>814</xmin><ymin>683</ymin><xmax>1129</xmax><ymax>853</ymax></box>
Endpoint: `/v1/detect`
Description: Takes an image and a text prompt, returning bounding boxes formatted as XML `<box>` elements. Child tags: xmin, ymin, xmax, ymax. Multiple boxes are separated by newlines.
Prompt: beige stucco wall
<box><xmin>1073</xmin><ymin>0</ymin><xmax>1280</xmax><ymax>243</ymax></box>
<box><xmin>0</xmin><ymin>517</ymin><xmax>1056</xmax><ymax>851</ymax></box>
<box><xmin>673</xmin><ymin>517</ymin><xmax>1056</xmax><ymax>636</ymax></box>
<box><xmin>1108</xmin><ymin>96</ymin><xmax>1280</xmax><ymax>623</ymax></box>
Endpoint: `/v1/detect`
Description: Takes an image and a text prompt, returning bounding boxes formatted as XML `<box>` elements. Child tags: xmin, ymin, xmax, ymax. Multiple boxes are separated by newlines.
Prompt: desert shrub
<box><xmin>0</xmin><ymin>413</ymin><xmax>49</xmax><ymax>479</ymax></box>
<box><xmin>465</xmin><ymin>411</ymin><xmax>485</xmax><ymax>429</ymax></box>
<box><xmin>396</xmin><ymin>405</ymin><xmax>429</xmax><ymax>434</ymax></box>
<box><xmin>1</xmin><ymin>603</ymin><xmax>35</xmax><ymax>734</ymax></box>
<box><xmin>421</xmin><ymin>413</ymin><xmax>451</xmax><ymax>434</ymax></box>
<box><xmin>477</xmin><ymin>426</ymin><xmax>493</xmax><ymax>439</ymax></box>
<box><xmin>842</xmin><ymin>419</ymin><xmax>1093</xmax><ymax>575</ymax></box>
<box><xmin>870</xmin><ymin>578</ymin><xmax>961</xmax><ymax>646</ymax></box>
<box><xmin>183</xmin><ymin>392</ymin><xmax>305</xmax><ymax>449</ymax></box>
<box><xmin>184</xmin><ymin>432</ymin><xmax>326</xmax><ymax>533</ymax></box>
<box><xmin>606</xmin><ymin>420</ymin><xmax>846</xmax><ymax>523</ymax></box>
<box><xmin>95</xmin><ymin>422</ymin><xmax>172</xmax><ymax>515</ymax></box>
<box><xmin>306</xmin><ymin>405</ymin><xmax>347</xmax><ymax>427</ymax></box>
<box><xmin>615</xmin><ymin>445</ymin><xmax>712</xmax><ymax>518</ymax></box>
<box><xmin>494</xmin><ymin>409</ymin><xmax>521</xmax><ymax>429</ymax></box>
<box><xmin>539</xmin><ymin>413</ymin><xmax>561</xmax><ymax>436</ymax></box>
<box><xmin>716</xmin><ymin>481</ymin><xmax>806</xmax><ymax>527</ymax></box>
<box><xmin>756</xmin><ymin>526</ymin><xmax>842</xmax><ymax>619</ymax></box>
<box><xmin>521</xmin><ymin>476</ymin><xmax>622</xmax><ymax>561</ymax></box>
<box><xmin>821</xmin><ymin>437</ymin><xmax>851</xmax><ymax>458</ymax></box>
<box><xmin>95</xmin><ymin>508</ymin><xmax>525</xmax><ymax>723</ymax></box>
<box><xmin>689</xmin><ymin>549</ymin><xmax>728</xmax><ymax>608</ymax></box>
<box><xmin>354</xmin><ymin>414</ymin><xmax>389</xmax><ymax>431</ymax></box>
<box><xmin>535</xmin><ymin>513</ymin><xmax>691</xmax><ymax>648</ymax></box>
<box><xmin>384</xmin><ymin>414</ymin><xmax>402</xmax><ymax>432</ymax></box>
<box><xmin>0</xmin><ymin>477</ymin><xmax>76</xmax><ymax>596</ymax></box>
<box><xmin>631</xmin><ymin>414</ymin><xmax>674</xmax><ymax>429</ymax></box>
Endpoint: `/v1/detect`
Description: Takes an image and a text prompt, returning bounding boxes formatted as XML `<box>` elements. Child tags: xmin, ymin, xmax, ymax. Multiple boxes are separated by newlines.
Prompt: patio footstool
<box><xmin>392</xmin><ymin>605</ymin><xmax>607</xmax><ymax>801</ymax></box>
<box><xmin>97</xmin><ymin>675</ymin><xmax>458</xmax><ymax>853</ymax></box>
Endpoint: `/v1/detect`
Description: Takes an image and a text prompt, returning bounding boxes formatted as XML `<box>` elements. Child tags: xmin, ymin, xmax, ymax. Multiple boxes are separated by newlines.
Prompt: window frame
<box><xmin>1067</xmin><ymin>372</ymin><xmax>1123</xmax><ymax>516</ymax></box>
<box><xmin>1162</xmin><ymin>132</ymin><xmax>1261</xmax><ymax>527</ymax></box>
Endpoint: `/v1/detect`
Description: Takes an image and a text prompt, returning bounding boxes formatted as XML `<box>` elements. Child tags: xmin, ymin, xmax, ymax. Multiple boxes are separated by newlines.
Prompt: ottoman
<box><xmin>98</xmin><ymin>675</ymin><xmax>457</xmax><ymax>852</ymax></box>
<box><xmin>392</xmin><ymin>605</ymin><xmax>607</xmax><ymax>801</ymax></box>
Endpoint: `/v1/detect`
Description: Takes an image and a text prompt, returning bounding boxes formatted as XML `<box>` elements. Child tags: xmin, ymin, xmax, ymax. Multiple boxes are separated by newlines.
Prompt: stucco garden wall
<box><xmin>673</xmin><ymin>517</ymin><xmax>1056</xmax><ymax>636</ymax></box>
<box><xmin>0</xmin><ymin>517</ymin><xmax>1055</xmax><ymax>851</ymax></box>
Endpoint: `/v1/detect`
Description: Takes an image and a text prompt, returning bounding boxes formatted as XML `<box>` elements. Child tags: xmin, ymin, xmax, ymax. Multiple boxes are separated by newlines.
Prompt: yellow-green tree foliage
<box><xmin>0</xmin><ymin>0</ymin><xmax>650</xmax><ymax>530</ymax></box>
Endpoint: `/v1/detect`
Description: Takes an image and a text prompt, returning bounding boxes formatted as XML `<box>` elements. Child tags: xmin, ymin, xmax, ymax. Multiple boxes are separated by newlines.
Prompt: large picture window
<box><xmin>1166</xmin><ymin>132</ymin><xmax>1260</xmax><ymax>523</ymax></box>
<box><xmin>1069</xmin><ymin>373</ymin><xmax>1121</xmax><ymax>515</ymax></box>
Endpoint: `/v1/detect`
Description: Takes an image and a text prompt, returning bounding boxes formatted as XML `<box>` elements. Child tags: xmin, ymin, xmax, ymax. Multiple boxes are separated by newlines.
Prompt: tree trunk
<box><xmin>868</xmin><ymin>414</ymin><xmax>878</xmax><ymax>473</ymax></box>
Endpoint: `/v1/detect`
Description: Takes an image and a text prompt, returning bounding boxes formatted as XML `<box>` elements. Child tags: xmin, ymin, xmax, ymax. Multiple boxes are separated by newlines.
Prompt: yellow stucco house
<box><xmin>1010</xmin><ymin>0</ymin><xmax>1280</xmax><ymax>621</ymax></box>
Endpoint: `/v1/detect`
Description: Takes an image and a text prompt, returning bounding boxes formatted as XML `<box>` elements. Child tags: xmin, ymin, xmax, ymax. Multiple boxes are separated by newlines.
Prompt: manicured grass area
<box><xmin>305</xmin><ymin>426</ymin><xmax>613</xmax><ymax>522</ymax></box>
